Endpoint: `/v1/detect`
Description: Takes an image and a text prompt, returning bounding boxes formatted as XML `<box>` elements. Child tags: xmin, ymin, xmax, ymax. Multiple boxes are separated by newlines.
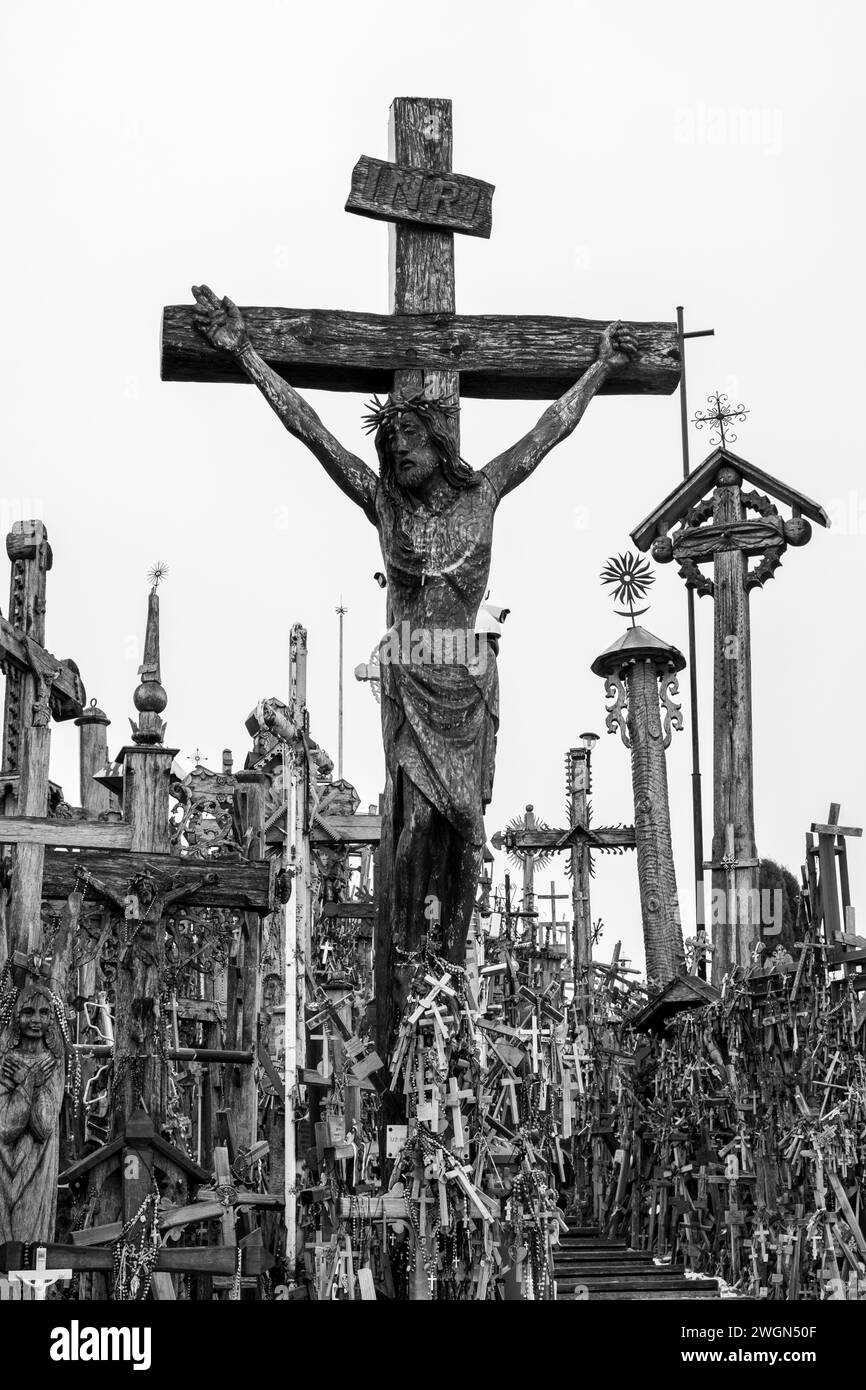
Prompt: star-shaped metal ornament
<box><xmin>600</xmin><ymin>551</ymin><xmax>655</xmax><ymax>624</ymax></box>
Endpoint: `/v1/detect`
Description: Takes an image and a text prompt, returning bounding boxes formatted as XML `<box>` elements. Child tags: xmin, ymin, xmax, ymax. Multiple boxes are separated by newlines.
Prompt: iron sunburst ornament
<box><xmin>600</xmin><ymin>551</ymin><xmax>655</xmax><ymax>625</ymax></box>
<box><xmin>147</xmin><ymin>562</ymin><xmax>169</xmax><ymax>591</ymax></box>
<box><xmin>504</xmin><ymin>809</ymin><xmax>553</xmax><ymax>874</ymax></box>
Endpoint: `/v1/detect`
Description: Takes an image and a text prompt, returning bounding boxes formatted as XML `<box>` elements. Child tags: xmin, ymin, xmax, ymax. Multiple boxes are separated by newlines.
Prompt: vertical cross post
<box><xmin>567</xmin><ymin>747</ymin><xmax>593</xmax><ymax>1016</ymax></box>
<box><xmin>389</xmin><ymin>97</ymin><xmax>458</xmax><ymax>429</ymax></box>
<box><xmin>710</xmin><ymin>462</ymin><xmax>758</xmax><ymax>976</ymax></box>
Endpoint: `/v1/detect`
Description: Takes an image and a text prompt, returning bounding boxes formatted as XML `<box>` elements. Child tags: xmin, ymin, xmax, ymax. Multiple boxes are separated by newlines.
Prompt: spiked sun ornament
<box><xmin>692</xmin><ymin>390</ymin><xmax>749</xmax><ymax>448</ymax></box>
<box><xmin>147</xmin><ymin>562</ymin><xmax>169</xmax><ymax>592</ymax></box>
<box><xmin>504</xmin><ymin>810</ymin><xmax>553</xmax><ymax>874</ymax></box>
<box><xmin>361</xmin><ymin>391</ymin><xmax>460</xmax><ymax>435</ymax></box>
<box><xmin>600</xmin><ymin>551</ymin><xmax>655</xmax><ymax>625</ymax></box>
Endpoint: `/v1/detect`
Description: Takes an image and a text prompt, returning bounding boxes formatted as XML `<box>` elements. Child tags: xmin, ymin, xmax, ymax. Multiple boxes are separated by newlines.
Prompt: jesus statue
<box><xmin>190</xmin><ymin>286</ymin><xmax>636</xmax><ymax>1017</ymax></box>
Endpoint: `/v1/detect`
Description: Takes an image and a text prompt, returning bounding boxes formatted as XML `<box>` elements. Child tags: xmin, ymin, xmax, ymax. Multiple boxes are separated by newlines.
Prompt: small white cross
<box><xmin>8</xmin><ymin>1245</ymin><xmax>72</xmax><ymax>1301</ymax></box>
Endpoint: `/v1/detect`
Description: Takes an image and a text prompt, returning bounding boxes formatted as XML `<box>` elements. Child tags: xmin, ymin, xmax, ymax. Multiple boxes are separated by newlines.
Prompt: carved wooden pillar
<box><xmin>114</xmin><ymin>584</ymin><xmax>177</xmax><ymax>1139</ymax></box>
<box><xmin>592</xmin><ymin>628</ymin><xmax>686</xmax><ymax>989</ymax></box>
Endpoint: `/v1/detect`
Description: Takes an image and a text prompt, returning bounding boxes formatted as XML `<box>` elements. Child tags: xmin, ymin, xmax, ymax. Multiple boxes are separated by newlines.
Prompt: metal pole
<box><xmin>336</xmin><ymin>601</ymin><xmax>346</xmax><ymax>781</ymax></box>
<box><xmin>677</xmin><ymin>307</ymin><xmax>713</xmax><ymax>974</ymax></box>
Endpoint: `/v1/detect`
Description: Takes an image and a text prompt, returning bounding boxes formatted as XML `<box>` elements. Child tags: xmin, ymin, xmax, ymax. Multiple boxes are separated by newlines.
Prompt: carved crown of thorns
<box><xmin>361</xmin><ymin>392</ymin><xmax>460</xmax><ymax>435</ymax></box>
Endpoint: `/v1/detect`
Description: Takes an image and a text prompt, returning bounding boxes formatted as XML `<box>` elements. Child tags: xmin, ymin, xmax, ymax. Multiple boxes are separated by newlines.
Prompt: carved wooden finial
<box><xmin>130</xmin><ymin>569</ymin><xmax>168</xmax><ymax>745</ymax></box>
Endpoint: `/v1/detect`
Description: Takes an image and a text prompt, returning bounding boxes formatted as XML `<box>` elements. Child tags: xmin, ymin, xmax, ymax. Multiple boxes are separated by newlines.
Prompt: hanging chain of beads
<box><xmin>230</xmin><ymin>1244</ymin><xmax>243</xmax><ymax>1300</ymax></box>
<box><xmin>0</xmin><ymin>958</ymin><xmax>17</xmax><ymax>1031</ymax></box>
<box><xmin>48</xmin><ymin>986</ymin><xmax>82</xmax><ymax>1111</ymax></box>
<box><xmin>112</xmin><ymin>1179</ymin><xmax>161</xmax><ymax>1300</ymax></box>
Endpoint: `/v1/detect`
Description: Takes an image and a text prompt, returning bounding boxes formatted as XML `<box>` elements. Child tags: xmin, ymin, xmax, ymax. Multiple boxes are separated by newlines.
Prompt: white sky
<box><xmin>1</xmin><ymin>0</ymin><xmax>863</xmax><ymax>973</ymax></box>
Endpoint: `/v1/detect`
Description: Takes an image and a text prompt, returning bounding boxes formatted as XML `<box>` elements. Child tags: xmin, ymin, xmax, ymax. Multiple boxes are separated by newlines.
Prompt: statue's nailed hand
<box><xmin>597</xmin><ymin>321</ymin><xmax>639</xmax><ymax>370</ymax></box>
<box><xmin>191</xmin><ymin>284</ymin><xmax>250</xmax><ymax>355</ymax></box>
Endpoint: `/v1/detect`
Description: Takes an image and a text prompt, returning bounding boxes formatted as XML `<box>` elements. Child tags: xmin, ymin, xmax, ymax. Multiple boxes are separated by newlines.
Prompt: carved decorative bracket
<box><xmin>659</xmin><ymin>667</ymin><xmax>684</xmax><ymax>748</ymax></box>
<box><xmin>603</xmin><ymin>670</ymin><xmax>630</xmax><ymax>748</ymax></box>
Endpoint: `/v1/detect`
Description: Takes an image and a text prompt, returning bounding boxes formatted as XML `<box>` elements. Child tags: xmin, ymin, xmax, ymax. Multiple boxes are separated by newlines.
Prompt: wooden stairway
<box><xmin>554</xmin><ymin>1222</ymin><xmax>720</xmax><ymax>1301</ymax></box>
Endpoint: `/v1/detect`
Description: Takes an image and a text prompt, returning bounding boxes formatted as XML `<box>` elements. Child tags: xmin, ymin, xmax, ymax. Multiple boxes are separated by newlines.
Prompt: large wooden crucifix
<box><xmin>631</xmin><ymin>399</ymin><xmax>829</xmax><ymax>980</ymax></box>
<box><xmin>161</xmin><ymin>96</ymin><xmax>680</xmax><ymax>1053</ymax></box>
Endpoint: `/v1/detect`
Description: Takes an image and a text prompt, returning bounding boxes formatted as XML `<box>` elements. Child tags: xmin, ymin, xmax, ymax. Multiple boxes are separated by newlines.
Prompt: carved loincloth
<box><xmin>380</xmin><ymin>647</ymin><xmax>498</xmax><ymax>846</ymax></box>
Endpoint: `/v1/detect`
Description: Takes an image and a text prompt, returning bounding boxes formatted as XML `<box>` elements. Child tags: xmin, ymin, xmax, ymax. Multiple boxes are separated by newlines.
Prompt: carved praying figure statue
<box><xmin>191</xmin><ymin>286</ymin><xmax>636</xmax><ymax>972</ymax></box>
<box><xmin>0</xmin><ymin>983</ymin><xmax>66</xmax><ymax>1242</ymax></box>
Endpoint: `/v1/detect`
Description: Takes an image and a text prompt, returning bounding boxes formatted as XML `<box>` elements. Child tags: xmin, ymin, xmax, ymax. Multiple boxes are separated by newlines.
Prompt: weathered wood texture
<box><xmin>75</xmin><ymin>705</ymin><xmax>114</xmax><ymax>817</ymax></box>
<box><xmin>122</xmin><ymin>748</ymin><xmax>175</xmax><ymax>855</ymax></box>
<box><xmin>711</xmin><ymin>472</ymin><xmax>758</xmax><ymax>980</ymax></box>
<box><xmin>39</xmin><ymin>848</ymin><xmax>271</xmax><ymax>909</ymax></box>
<box><xmin>2</xmin><ymin>522</ymin><xmax>49</xmax><ymax>775</ymax></box>
<box><xmin>161</xmin><ymin>306</ymin><xmax>679</xmax><ymax>398</ymax></box>
<box><xmin>0</xmin><ymin>617</ymin><xmax>84</xmax><ymax>717</ymax></box>
<box><xmin>10</xmin><ymin>730</ymin><xmax>50</xmax><ymax>956</ymax></box>
<box><xmin>626</xmin><ymin>660</ymin><xmax>685</xmax><ymax>986</ymax></box>
<box><xmin>0</xmin><ymin>816</ymin><xmax>133</xmax><ymax>849</ymax></box>
<box><xmin>346</xmin><ymin>155</ymin><xmax>493</xmax><ymax>238</ymax></box>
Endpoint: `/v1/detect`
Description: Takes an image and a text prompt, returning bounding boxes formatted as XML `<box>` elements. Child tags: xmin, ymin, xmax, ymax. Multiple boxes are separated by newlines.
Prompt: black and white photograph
<box><xmin>0</xmin><ymin>0</ymin><xmax>862</xmax><ymax>1367</ymax></box>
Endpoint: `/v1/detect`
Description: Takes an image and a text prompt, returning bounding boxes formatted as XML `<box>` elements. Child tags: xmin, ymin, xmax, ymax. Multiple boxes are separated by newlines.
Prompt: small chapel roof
<box><xmin>630</xmin><ymin>446</ymin><xmax>830</xmax><ymax>552</ymax></box>
<box><xmin>631</xmin><ymin>972</ymin><xmax>720</xmax><ymax>1034</ymax></box>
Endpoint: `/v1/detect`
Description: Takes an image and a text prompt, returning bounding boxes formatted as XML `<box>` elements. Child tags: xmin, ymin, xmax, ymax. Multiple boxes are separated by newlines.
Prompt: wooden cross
<box><xmin>0</xmin><ymin>521</ymin><xmax>85</xmax><ymax>779</ymax></box>
<box><xmin>632</xmin><ymin>435</ymin><xmax>829</xmax><ymax>980</ymax></box>
<box><xmin>539</xmin><ymin>880</ymin><xmax>569</xmax><ymax>948</ymax></box>
<box><xmin>162</xmin><ymin>101</ymin><xmax>679</xmax><ymax>403</ymax></box>
<box><xmin>809</xmin><ymin>802</ymin><xmax>862</xmax><ymax>948</ymax></box>
<box><xmin>445</xmin><ymin>1075</ymin><xmax>474</xmax><ymax>1150</ymax></box>
<box><xmin>0</xmin><ymin>522</ymin><xmax>87</xmax><ymax>964</ymax></box>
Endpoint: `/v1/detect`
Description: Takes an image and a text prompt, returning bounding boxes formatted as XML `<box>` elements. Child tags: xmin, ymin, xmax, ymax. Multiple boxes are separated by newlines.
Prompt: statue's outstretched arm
<box><xmin>483</xmin><ymin>322</ymin><xmax>638</xmax><ymax>502</ymax></box>
<box><xmin>191</xmin><ymin>285</ymin><xmax>378</xmax><ymax>520</ymax></box>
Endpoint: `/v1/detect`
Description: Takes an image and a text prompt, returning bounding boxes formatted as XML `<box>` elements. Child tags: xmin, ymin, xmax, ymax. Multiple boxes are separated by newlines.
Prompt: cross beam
<box><xmin>491</xmin><ymin>824</ymin><xmax>636</xmax><ymax>853</ymax></box>
<box><xmin>162</xmin><ymin>306</ymin><xmax>679</xmax><ymax>398</ymax></box>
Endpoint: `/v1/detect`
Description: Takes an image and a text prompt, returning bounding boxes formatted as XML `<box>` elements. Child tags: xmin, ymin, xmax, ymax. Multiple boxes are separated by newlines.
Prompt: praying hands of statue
<box><xmin>2</xmin><ymin>1055</ymin><xmax>54</xmax><ymax>1089</ymax></box>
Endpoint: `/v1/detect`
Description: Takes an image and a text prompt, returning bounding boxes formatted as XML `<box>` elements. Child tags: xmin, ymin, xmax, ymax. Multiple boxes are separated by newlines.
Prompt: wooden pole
<box><xmin>285</xmin><ymin>623</ymin><xmax>309</xmax><ymax>1278</ymax></box>
<box><xmin>568</xmin><ymin>748</ymin><xmax>593</xmax><ymax>1020</ymax></box>
<box><xmin>710</xmin><ymin>464</ymin><xmax>759</xmax><ymax>978</ymax></box>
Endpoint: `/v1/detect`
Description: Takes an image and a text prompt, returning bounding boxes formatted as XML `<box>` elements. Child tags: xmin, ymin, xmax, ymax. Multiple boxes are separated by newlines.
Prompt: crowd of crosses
<box><xmin>0</xmin><ymin>97</ymin><xmax>861</xmax><ymax>1304</ymax></box>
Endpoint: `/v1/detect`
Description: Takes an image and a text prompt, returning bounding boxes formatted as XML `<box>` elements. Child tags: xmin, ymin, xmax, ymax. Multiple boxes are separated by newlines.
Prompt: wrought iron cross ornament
<box><xmin>692</xmin><ymin>391</ymin><xmax>749</xmax><ymax>447</ymax></box>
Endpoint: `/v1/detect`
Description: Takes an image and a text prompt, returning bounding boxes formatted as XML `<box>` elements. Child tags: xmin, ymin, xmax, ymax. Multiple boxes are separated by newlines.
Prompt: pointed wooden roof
<box><xmin>630</xmin><ymin>446</ymin><xmax>830</xmax><ymax>552</ymax></box>
<box><xmin>631</xmin><ymin>971</ymin><xmax>719</xmax><ymax>1034</ymax></box>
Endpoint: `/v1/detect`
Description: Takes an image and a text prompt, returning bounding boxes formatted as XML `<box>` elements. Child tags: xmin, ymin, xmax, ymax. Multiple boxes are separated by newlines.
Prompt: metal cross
<box><xmin>692</xmin><ymin>390</ymin><xmax>749</xmax><ymax>448</ymax></box>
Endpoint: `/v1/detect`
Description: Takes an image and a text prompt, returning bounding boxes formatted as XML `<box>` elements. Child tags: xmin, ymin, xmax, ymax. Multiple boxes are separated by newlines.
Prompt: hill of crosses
<box><xmin>1</xmin><ymin>97</ymin><xmax>862</xmax><ymax>1306</ymax></box>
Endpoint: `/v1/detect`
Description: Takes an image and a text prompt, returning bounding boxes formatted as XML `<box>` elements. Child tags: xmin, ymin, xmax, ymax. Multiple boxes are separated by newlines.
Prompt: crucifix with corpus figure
<box><xmin>162</xmin><ymin>96</ymin><xmax>680</xmax><ymax>1053</ymax></box>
